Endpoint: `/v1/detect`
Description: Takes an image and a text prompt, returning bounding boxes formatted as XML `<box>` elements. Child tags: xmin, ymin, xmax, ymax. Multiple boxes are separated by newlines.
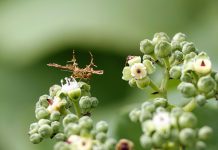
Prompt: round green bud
<box><xmin>63</xmin><ymin>114</ymin><xmax>78</xmax><ymax>127</ymax></box>
<box><xmin>29</xmin><ymin>123</ymin><xmax>39</xmax><ymax>135</ymax></box>
<box><xmin>169</xmin><ymin>66</ymin><xmax>181</xmax><ymax>79</ymax></box>
<box><xmin>38</xmin><ymin>95</ymin><xmax>50</xmax><ymax>108</ymax></box>
<box><xmin>152</xmin><ymin>132</ymin><xmax>165</xmax><ymax>147</ymax></box>
<box><xmin>196</xmin><ymin>141</ymin><xmax>207</xmax><ymax>150</ymax></box>
<box><xmin>185</xmin><ymin>52</ymin><xmax>197</xmax><ymax>60</ymax></box>
<box><xmin>170</xmin><ymin>129</ymin><xmax>179</xmax><ymax>142</ymax></box>
<box><xmin>64</xmin><ymin>123</ymin><xmax>80</xmax><ymax>136</ymax></box>
<box><xmin>122</xmin><ymin>66</ymin><xmax>132</xmax><ymax>81</ymax></box>
<box><xmin>196</xmin><ymin>95</ymin><xmax>206</xmax><ymax>106</ymax></box>
<box><xmin>50</xmin><ymin>111</ymin><xmax>61</xmax><ymax>121</ymax></box>
<box><xmin>143</xmin><ymin>60</ymin><xmax>156</xmax><ymax>74</ymax></box>
<box><xmin>54</xmin><ymin>142</ymin><xmax>70</xmax><ymax>150</ymax></box>
<box><xmin>174</xmin><ymin>50</ymin><xmax>184</xmax><ymax>62</ymax></box>
<box><xmin>179</xmin><ymin>128</ymin><xmax>196</xmax><ymax>146</ymax></box>
<box><xmin>182</xmin><ymin>42</ymin><xmax>196</xmax><ymax>54</ymax></box>
<box><xmin>38</xmin><ymin>119</ymin><xmax>51</xmax><ymax>126</ymax></box>
<box><xmin>179</xmin><ymin>112</ymin><xmax>197</xmax><ymax>128</ymax></box>
<box><xmin>49</xmin><ymin>85</ymin><xmax>61</xmax><ymax>97</ymax></box>
<box><xmin>96</xmin><ymin>121</ymin><xmax>108</xmax><ymax>133</ymax></box>
<box><xmin>68</xmin><ymin>88</ymin><xmax>81</xmax><ymax>101</ymax></box>
<box><xmin>104</xmin><ymin>138</ymin><xmax>117</xmax><ymax>150</ymax></box>
<box><xmin>153</xmin><ymin>32</ymin><xmax>170</xmax><ymax>45</ymax></box>
<box><xmin>96</xmin><ymin>132</ymin><xmax>107</xmax><ymax>143</ymax></box>
<box><xmin>180</xmin><ymin>41</ymin><xmax>189</xmax><ymax>47</ymax></box>
<box><xmin>79</xmin><ymin>81</ymin><xmax>91</xmax><ymax>92</ymax></box>
<box><xmin>51</xmin><ymin>121</ymin><xmax>60</xmax><ymax>133</ymax></box>
<box><xmin>153</xmin><ymin>98</ymin><xmax>167</xmax><ymax>107</ymax></box>
<box><xmin>171</xmin><ymin>107</ymin><xmax>183</xmax><ymax>118</ymax></box>
<box><xmin>79</xmin><ymin>96</ymin><xmax>92</xmax><ymax>109</ymax></box>
<box><xmin>79</xmin><ymin>116</ymin><xmax>93</xmax><ymax>130</ymax></box>
<box><xmin>90</xmin><ymin>97</ymin><xmax>98</xmax><ymax>108</ymax></box>
<box><xmin>128</xmin><ymin>78</ymin><xmax>137</xmax><ymax>87</ymax></box>
<box><xmin>38</xmin><ymin>124</ymin><xmax>53</xmax><ymax>138</ymax></box>
<box><xmin>214</xmin><ymin>73</ymin><xmax>218</xmax><ymax>82</ymax></box>
<box><xmin>140</xmin><ymin>39</ymin><xmax>154</xmax><ymax>54</ymax></box>
<box><xmin>129</xmin><ymin>109</ymin><xmax>141</xmax><ymax>122</ymax></box>
<box><xmin>198</xmin><ymin>126</ymin><xmax>213</xmax><ymax>141</ymax></box>
<box><xmin>29</xmin><ymin>133</ymin><xmax>42</xmax><ymax>144</ymax></box>
<box><xmin>178</xmin><ymin>82</ymin><xmax>197</xmax><ymax>98</ymax></box>
<box><xmin>180</xmin><ymin>73</ymin><xmax>193</xmax><ymax>83</ymax></box>
<box><xmin>140</xmin><ymin>134</ymin><xmax>152</xmax><ymax>149</ymax></box>
<box><xmin>53</xmin><ymin>133</ymin><xmax>66</xmax><ymax>141</ymax></box>
<box><xmin>197</xmin><ymin>76</ymin><xmax>216</xmax><ymax>93</ymax></box>
<box><xmin>128</xmin><ymin>56</ymin><xmax>141</xmax><ymax>66</ymax></box>
<box><xmin>155</xmin><ymin>107</ymin><xmax>166</xmax><ymax>113</ymax></box>
<box><xmin>141</xmin><ymin>102</ymin><xmax>155</xmax><ymax>113</ymax></box>
<box><xmin>154</xmin><ymin>41</ymin><xmax>171</xmax><ymax>58</ymax></box>
<box><xmin>142</xmin><ymin>120</ymin><xmax>155</xmax><ymax>134</ymax></box>
<box><xmin>171</xmin><ymin>41</ymin><xmax>182</xmax><ymax>51</ymax></box>
<box><xmin>136</xmin><ymin>77</ymin><xmax>150</xmax><ymax>89</ymax></box>
<box><xmin>172</xmin><ymin>33</ymin><xmax>187</xmax><ymax>43</ymax></box>
<box><xmin>139</xmin><ymin>109</ymin><xmax>152</xmax><ymax>122</ymax></box>
<box><xmin>35</xmin><ymin>107</ymin><xmax>50</xmax><ymax>120</ymax></box>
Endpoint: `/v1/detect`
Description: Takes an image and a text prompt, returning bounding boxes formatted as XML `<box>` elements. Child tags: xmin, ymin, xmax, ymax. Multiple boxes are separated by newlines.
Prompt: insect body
<box><xmin>48</xmin><ymin>51</ymin><xmax>104</xmax><ymax>79</ymax></box>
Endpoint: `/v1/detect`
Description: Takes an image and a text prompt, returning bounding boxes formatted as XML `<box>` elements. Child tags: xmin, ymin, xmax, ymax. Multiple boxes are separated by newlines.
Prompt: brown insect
<box><xmin>47</xmin><ymin>51</ymin><xmax>104</xmax><ymax>79</ymax></box>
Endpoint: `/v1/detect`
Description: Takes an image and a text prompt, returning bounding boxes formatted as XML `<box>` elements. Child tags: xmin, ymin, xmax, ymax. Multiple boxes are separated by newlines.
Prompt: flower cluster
<box><xmin>129</xmin><ymin>98</ymin><xmax>213</xmax><ymax>150</ymax></box>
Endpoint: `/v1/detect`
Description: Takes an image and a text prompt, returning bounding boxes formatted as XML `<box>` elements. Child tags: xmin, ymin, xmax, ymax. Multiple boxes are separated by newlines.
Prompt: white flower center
<box><xmin>61</xmin><ymin>77</ymin><xmax>79</xmax><ymax>93</ymax></box>
<box><xmin>130</xmin><ymin>63</ymin><xmax>147</xmax><ymax>79</ymax></box>
<box><xmin>194</xmin><ymin>58</ymin><xmax>211</xmax><ymax>74</ymax></box>
<box><xmin>47</xmin><ymin>96</ymin><xmax>61</xmax><ymax>113</ymax></box>
<box><xmin>153</xmin><ymin>112</ymin><xmax>171</xmax><ymax>132</ymax></box>
<box><xmin>68</xmin><ymin>135</ymin><xmax>92</xmax><ymax>150</ymax></box>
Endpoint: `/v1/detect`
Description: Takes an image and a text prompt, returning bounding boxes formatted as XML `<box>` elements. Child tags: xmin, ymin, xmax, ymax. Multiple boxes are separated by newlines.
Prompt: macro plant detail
<box><xmin>28</xmin><ymin>32</ymin><xmax>216</xmax><ymax>150</ymax></box>
<box><xmin>123</xmin><ymin>32</ymin><xmax>216</xmax><ymax>150</ymax></box>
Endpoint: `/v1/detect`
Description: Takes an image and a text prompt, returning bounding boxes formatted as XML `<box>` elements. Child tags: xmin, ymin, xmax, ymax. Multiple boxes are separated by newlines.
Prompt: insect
<box><xmin>47</xmin><ymin>51</ymin><xmax>104</xmax><ymax>79</ymax></box>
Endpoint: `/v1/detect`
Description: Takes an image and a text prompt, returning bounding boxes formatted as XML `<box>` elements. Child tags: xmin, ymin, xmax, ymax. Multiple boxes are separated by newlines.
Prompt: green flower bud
<box><xmin>136</xmin><ymin>77</ymin><xmax>150</xmax><ymax>89</ymax></box>
<box><xmin>172</xmin><ymin>33</ymin><xmax>187</xmax><ymax>43</ymax></box>
<box><xmin>153</xmin><ymin>32</ymin><xmax>170</xmax><ymax>45</ymax></box>
<box><xmin>179</xmin><ymin>128</ymin><xmax>196</xmax><ymax>146</ymax></box>
<box><xmin>143</xmin><ymin>60</ymin><xmax>156</xmax><ymax>74</ymax></box>
<box><xmin>38</xmin><ymin>124</ymin><xmax>53</xmax><ymax>138</ymax></box>
<box><xmin>171</xmin><ymin>107</ymin><xmax>183</xmax><ymax>118</ymax></box>
<box><xmin>50</xmin><ymin>85</ymin><xmax>61</xmax><ymax>97</ymax></box>
<box><xmin>128</xmin><ymin>56</ymin><xmax>141</xmax><ymax>66</ymax></box>
<box><xmin>169</xmin><ymin>66</ymin><xmax>181</xmax><ymax>79</ymax></box>
<box><xmin>197</xmin><ymin>76</ymin><xmax>216</xmax><ymax>93</ymax></box>
<box><xmin>80</xmin><ymin>129</ymin><xmax>90</xmax><ymax>137</ymax></box>
<box><xmin>104</xmin><ymin>138</ymin><xmax>117</xmax><ymax>150</ymax></box>
<box><xmin>171</xmin><ymin>41</ymin><xmax>182</xmax><ymax>51</ymax></box>
<box><xmin>35</xmin><ymin>107</ymin><xmax>50</xmax><ymax>119</ymax></box>
<box><xmin>51</xmin><ymin>121</ymin><xmax>60</xmax><ymax>133</ymax></box>
<box><xmin>53</xmin><ymin>133</ymin><xmax>66</xmax><ymax>141</ymax></box>
<box><xmin>64</xmin><ymin>123</ymin><xmax>80</xmax><ymax>136</ymax></box>
<box><xmin>174</xmin><ymin>50</ymin><xmax>184</xmax><ymax>62</ymax></box>
<box><xmin>141</xmin><ymin>102</ymin><xmax>155</xmax><ymax>113</ymax></box>
<box><xmin>79</xmin><ymin>116</ymin><xmax>93</xmax><ymax>130</ymax></box>
<box><xmin>196</xmin><ymin>95</ymin><xmax>206</xmax><ymax>106</ymax></box>
<box><xmin>96</xmin><ymin>132</ymin><xmax>107</xmax><ymax>143</ymax></box>
<box><xmin>79</xmin><ymin>96</ymin><xmax>92</xmax><ymax>109</ymax></box>
<box><xmin>180</xmin><ymin>41</ymin><xmax>189</xmax><ymax>47</ymax></box>
<box><xmin>152</xmin><ymin>132</ymin><xmax>165</xmax><ymax>147</ymax></box>
<box><xmin>170</xmin><ymin>129</ymin><xmax>179</xmax><ymax>142</ymax></box>
<box><xmin>68</xmin><ymin>88</ymin><xmax>81</xmax><ymax>101</ymax></box>
<box><xmin>185</xmin><ymin>52</ymin><xmax>197</xmax><ymax>61</ymax></box>
<box><xmin>198</xmin><ymin>126</ymin><xmax>213</xmax><ymax>141</ymax></box>
<box><xmin>142</xmin><ymin>120</ymin><xmax>155</xmax><ymax>134</ymax></box>
<box><xmin>179</xmin><ymin>112</ymin><xmax>197</xmax><ymax>128</ymax></box>
<box><xmin>154</xmin><ymin>41</ymin><xmax>171</xmax><ymax>58</ymax></box>
<box><xmin>29</xmin><ymin>123</ymin><xmax>39</xmax><ymax>135</ymax></box>
<box><xmin>128</xmin><ymin>78</ymin><xmax>137</xmax><ymax>87</ymax></box>
<box><xmin>54</xmin><ymin>142</ymin><xmax>70</xmax><ymax>150</ymax></box>
<box><xmin>196</xmin><ymin>141</ymin><xmax>207</xmax><ymax>150</ymax></box>
<box><xmin>96</xmin><ymin>121</ymin><xmax>108</xmax><ymax>133</ymax></box>
<box><xmin>178</xmin><ymin>82</ymin><xmax>197</xmax><ymax>98</ymax></box>
<box><xmin>214</xmin><ymin>73</ymin><xmax>218</xmax><ymax>82</ymax></box>
<box><xmin>140</xmin><ymin>134</ymin><xmax>152</xmax><ymax>149</ymax></box>
<box><xmin>129</xmin><ymin>109</ymin><xmax>141</xmax><ymax>122</ymax></box>
<box><xmin>140</xmin><ymin>39</ymin><xmax>154</xmax><ymax>54</ymax></box>
<box><xmin>50</xmin><ymin>111</ymin><xmax>61</xmax><ymax>121</ymax></box>
<box><xmin>139</xmin><ymin>109</ymin><xmax>152</xmax><ymax>122</ymax></box>
<box><xmin>90</xmin><ymin>97</ymin><xmax>98</xmax><ymax>108</ymax></box>
<box><xmin>63</xmin><ymin>114</ymin><xmax>78</xmax><ymax>127</ymax></box>
<box><xmin>122</xmin><ymin>66</ymin><xmax>131</xmax><ymax>81</ymax></box>
<box><xmin>180</xmin><ymin>72</ymin><xmax>193</xmax><ymax>83</ymax></box>
<box><xmin>38</xmin><ymin>95</ymin><xmax>50</xmax><ymax>108</ymax></box>
<box><xmin>153</xmin><ymin>98</ymin><xmax>167</xmax><ymax>107</ymax></box>
<box><xmin>38</xmin><ymin>119</ymin><xmax>51</xmax><ymax>126</ymax></box>
<box><xmin>156</xmin><ymin>107</ymin><xmax>166</xmax><ymax>113</ymax></box>
<box><xmin>29</xmin><ymin>133</ymin><xmax>42</xmax><ymax>144</ymax></box>
<box><xmin>182</xmin><ymin>42</ymin><xmax>196</xmax><ymax>54</ymax></box>
<box><xmin>79</xmin><ymin>82</ymin><xmax>91</xmax><ymax>97</ymax></box>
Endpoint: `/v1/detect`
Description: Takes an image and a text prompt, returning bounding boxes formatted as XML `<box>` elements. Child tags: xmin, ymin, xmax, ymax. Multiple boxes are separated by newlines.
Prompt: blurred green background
<box><xmin>0</xmin><ymin>0</ymin><xmax>218</xmax><ymax>150</ymax></box>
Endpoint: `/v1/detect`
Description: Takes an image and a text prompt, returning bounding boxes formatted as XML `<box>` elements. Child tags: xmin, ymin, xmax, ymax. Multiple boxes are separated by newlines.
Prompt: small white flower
<box><xmin>68</xmin><ymin>135</ymin><xmax>92</xmax><ymax>150</ymax></box>
<box><xmin>61</xmin><ymin>77</ymin><xmax>80</xmax><ymax>94</ymax></box>
<box><xmin>130</xmin><ymin>63</ymin><xmax>147</xmax><ymax>80</ymax></box>
<box><xmin>153</xmin><ymin>112</ymin><xmax>171</xmax><ymax>132</ymax></box>
<box><xmin>194</xmin><ymin>58</ymin><xmax>211</xmax><ymax>75</ymax></box>
<box><xmin>47</xmin><ymin>96</ymin><xmax>61</xmax><ymax>113</ymax></box>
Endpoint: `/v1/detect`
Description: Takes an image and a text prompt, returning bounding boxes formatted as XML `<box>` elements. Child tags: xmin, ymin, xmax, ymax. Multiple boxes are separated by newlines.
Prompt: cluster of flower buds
<box><xmin>129</xmin><ymin>98</ymin><xmax>213</xmax><ymax>150</ymax></box>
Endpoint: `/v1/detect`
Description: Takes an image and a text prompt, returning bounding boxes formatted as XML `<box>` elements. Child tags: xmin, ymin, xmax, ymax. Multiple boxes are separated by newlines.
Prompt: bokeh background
<box><xmin>1</xmin><ymin>0</ymin><xmax>218</xmax><ymax>150</ymax></box>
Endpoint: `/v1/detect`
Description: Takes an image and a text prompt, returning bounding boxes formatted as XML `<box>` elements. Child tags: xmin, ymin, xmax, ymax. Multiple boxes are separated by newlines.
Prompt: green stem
<box><xmin>72</xmin><ymin>100</ymin><xmax>81</xmax><ymax>117</ymax></box>
<box><xmin>183</xmin><ymin>99</ymin><xmax>197</xmax><ymax>112</ymax></box>
<box><xmin>149</xmin><ymin>79</ymin><xmax>161</xmax><ymax>92</ymax></box>
<box><xmin>160</xmin><ymin>58</ymin><xmax>170</xmax><ymax>98</ymax></box>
